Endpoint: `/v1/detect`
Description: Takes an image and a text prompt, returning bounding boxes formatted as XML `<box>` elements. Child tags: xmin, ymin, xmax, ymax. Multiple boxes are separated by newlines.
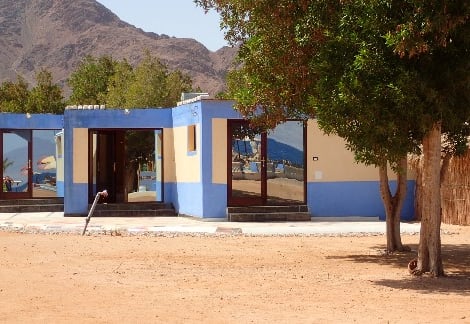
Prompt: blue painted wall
<box><xmin>166</xmin><ymin>100</ymin><xmax>239</xmax><ymax>218</ymax></box>
<box><xmin>56</xmin><ymin>180</ymin><xmax>65</xmax><ymax>197</ymax></box>
<box><xmin>64</xmin><ymin>183</ymin><xmax>88</xmax><ymax>215</ymax></box>
<box><xmin>307</xmin><ymin>180</ymin><xmax>415</xmax><ymax>220</ymax></box>
<box><xmin>0</xmin><ymin>113</ymin><xmax>63</xmax><ymax>129</ymax></box>
<box><xmin>63</xmin><ymin>108</ymin><xmax>174</xmax><ymax>215</ymax></box>
<box><xmin>64</xmin><ymin>108</ymin><xmax>174</xmax><ymax>129</ymax></box>
<box><xmin>200</xmin><ymin>100</ymin><xmax>240</xmax><ymax>218</ymax></box>
<box><xmin>171</xmin><ymin>103</ymin><xmax>201</xmax><ymax>128</ymax></box>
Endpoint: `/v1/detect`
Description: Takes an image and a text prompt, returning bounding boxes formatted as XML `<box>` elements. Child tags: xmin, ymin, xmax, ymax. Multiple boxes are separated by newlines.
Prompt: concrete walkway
<box><xmin>0</xmin><ymin>212</ymin><xmax>421</xmax><ymax>236</ymax></box>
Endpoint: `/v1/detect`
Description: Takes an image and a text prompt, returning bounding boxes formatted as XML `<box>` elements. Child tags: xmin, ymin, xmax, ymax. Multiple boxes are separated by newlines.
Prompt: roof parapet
<box><xmin>65</xmin><ymin>105</ymin><xmax>106</xmax><ymax>110</ymax></box>
<box><xmin>177</xmin><ymin>92</ymin><xmax>210</xmax><ymax>106</ymax></box>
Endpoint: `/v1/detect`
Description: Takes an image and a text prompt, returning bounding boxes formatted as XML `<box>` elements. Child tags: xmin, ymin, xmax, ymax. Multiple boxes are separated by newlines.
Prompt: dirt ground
<box><xmin>0</xmin><ymin>224</ymin><xmax>469</xmax><ymax>323</ymax></box>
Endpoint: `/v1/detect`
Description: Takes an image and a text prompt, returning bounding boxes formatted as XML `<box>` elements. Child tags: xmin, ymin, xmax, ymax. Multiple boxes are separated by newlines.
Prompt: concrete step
<box><xmin>0</xmin><ymin>198</ymin><xmax>64</xmax><ymax>206</ymax></box>
<box><xmin>89</xmin><ymin>202</ymin><xmax>177</xmax><ymax>217</ymax></box>
<box><xmin>92</xmin><ymin>202</ymin><xmax>173</xmax><ymax>211</ymax></box>
<box><xmin>227</xmin><ymin>205</ymin><xmax>308</xmax><ymax>214</ymax></box>
<box><xmin>227</xmin><ymin>205</ymin><xmax>310</xmax><ymax>222</ymax></box>
<box><xmin>0</xmin><ymin>198</ymin><xmax>64</xmax><ymax>213</ymax></box>
<box><xmin>228</xmin><ymin>212</ymin><xmax>311</xmax><ymax>222</ymax></box>
<box><xmin>0</xmin><ymin>204</ymin><xmax>64</xmax><ymax>213</ymax></box>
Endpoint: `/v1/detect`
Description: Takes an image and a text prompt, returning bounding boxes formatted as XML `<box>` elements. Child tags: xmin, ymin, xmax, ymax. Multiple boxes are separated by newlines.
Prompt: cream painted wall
<box><xmin>212</xmin><ymin>118</ymin><xmax>227</xmax><ymax>184</ymax></box>
<box><xmin>163</xmin><ymin>128</ymin><xmax>176</xmax><ymax>183</ymax></box>
<box><xmin>306</xmin><ymin>120</ymin><xmax>379</xmax><ymax>182</ymax></box>
<box><xmin>172</xmin><ymin>125</ymin><xmax>201</xmax><ymax>183</ymax></box>
<box><xmin>72</xmin><ymin>128</ymin><xmax>88</xmax><ymax>184</ymax></box>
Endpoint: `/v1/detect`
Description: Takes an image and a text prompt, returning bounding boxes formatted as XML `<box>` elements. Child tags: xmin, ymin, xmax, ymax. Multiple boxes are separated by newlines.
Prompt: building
<box><xmin>0</xmin><ymin>97</ymin><xmax>415</xmax><ymax>220</ymax></box>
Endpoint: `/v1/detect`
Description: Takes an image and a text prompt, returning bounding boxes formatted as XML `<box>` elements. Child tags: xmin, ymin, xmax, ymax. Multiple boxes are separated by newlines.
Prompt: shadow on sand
<box><xmin>327</xmin><ymin>243</ymin><xmax>470</xmax><ymax>296</ymax></box>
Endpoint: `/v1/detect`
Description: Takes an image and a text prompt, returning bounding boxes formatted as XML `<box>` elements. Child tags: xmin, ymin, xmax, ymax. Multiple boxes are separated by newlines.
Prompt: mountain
<box><xmin>233</xmin><ymin>138</ymin><xmax>304</xmax><ymax>167</ymax></box>
<box><xmin>0</xmin><ymin>0</ymin><xmax>238</xmax><ymax>97</ymax></box>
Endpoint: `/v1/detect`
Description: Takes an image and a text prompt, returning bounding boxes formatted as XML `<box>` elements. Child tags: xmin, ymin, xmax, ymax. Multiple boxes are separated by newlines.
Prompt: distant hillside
<box><xmin>0</xmin><ymin>0</ymin><xmax>237</xmax><ymax>97</ymax></box>
<box><xmin>233</xmin><ymin>138</ymin><xmax>304</xmax><ymax>167</ymax></box>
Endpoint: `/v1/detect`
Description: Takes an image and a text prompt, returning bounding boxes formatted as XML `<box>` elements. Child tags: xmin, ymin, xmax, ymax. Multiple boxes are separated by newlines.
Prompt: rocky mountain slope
<box><xmin>0</xmin><ymin>0</ymin><xmax>237</xmax><ymax>97</ymax></box>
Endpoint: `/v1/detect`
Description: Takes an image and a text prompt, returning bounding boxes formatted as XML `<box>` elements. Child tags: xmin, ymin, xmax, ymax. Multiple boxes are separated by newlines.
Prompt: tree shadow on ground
<box><xmin>327</xmin><ymin>243</ymin><xmax>470</xmax><ymax>295</ymax></box>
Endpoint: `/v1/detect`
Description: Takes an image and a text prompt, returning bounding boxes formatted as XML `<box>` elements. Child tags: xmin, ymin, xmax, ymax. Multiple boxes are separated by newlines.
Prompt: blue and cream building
<box><xmin>0</xmin><ymin>96</ymin><xmax>415</xmax><ymax>220</ymax></box>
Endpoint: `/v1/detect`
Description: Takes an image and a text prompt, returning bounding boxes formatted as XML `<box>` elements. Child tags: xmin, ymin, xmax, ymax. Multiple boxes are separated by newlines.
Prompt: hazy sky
<box><xmin>95</xmin><ymin>0</ymin><xmax>227</xmax><ymax>51</ymax></box>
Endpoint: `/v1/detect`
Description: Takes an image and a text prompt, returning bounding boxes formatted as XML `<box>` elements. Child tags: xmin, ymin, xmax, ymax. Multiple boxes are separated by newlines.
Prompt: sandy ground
<box><xmin>0</xmin><ymin>224</ymin><xmax>469</xmax><ymax>323</ymax></box>
<box><xmin>128</xmin><ymin>191</ymin><xmax>157</xmax><ymax>202</ymax></box>
<box><xmin>32</xmin><ymin>187</ymin><xmax>57</xmax><ymax>198</ymax></box>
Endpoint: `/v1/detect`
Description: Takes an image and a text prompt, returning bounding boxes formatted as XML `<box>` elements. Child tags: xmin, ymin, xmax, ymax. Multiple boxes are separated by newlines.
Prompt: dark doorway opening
<box><xmin>89</xmin><ymin>129</ymin><xmax>163</xmax><ymax>204</ymax></box>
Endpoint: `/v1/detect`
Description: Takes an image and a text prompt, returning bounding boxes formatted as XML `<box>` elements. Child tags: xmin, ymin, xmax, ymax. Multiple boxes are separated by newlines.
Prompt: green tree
<box><xmin>91</xmin><ymin>52</ymin><xmax>194</xmax><ymax>109</ymax></box>
<box><xmin>102</xmin><ymin>51</ymin><xmax>194</xmax><ymax>193</ymax></box>
<box><xmin>68</xmin><ymin>51</ymin><xmax>195</xmax><ymax>192</ymax></box>
<box><xmin>197</xmin><ymin>0</ymin><xmax>470</xmax><ymax>276</ymax></box>
<box><xmin>122</xmin><ymin>52</ymin><xmax>192</xmax><ymax>108</ymax></box>
<box><xmin>383</xmin><ymin>0</ymin><xmax>470</xmax><ymax>276</ymax></box>
<box><xmin>124</xmin><ymin>52</ymin><xmax>169</xmax><ymax>108</ymax></box>
<box><xmin>165</xmin><ymin>70</ymin><xmax>194</xmax><ymax>107</ymax></box>
<box><xmin>118</xmin><ymin>52</ymin><xmax>193</xmax><ymax>192</ymax></box>
<box><xmin>0</xmin><ymin>76</ymin><xmax>30</xmax><ymax>112</ymax></box>
<box><xmin>311</xmin><ymin>1</ymin><xmax>425</xmax><ymax>253</ymax></box>
<box><xmin>106</xmin><ymin>60</ymin><xmax>134</xmax><ymax>108</ymax></box>
<box><xmin>27</xmin><ymin>69</ymin><xmax>64</xmax><ymax>114</ymax></box>
<box><xmin>68</xmin><ymin>55</ymin><xmax>116</xmax><ymax>105</ymax></box>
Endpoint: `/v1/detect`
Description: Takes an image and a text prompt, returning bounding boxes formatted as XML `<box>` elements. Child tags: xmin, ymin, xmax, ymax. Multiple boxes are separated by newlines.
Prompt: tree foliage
<box><xmin>68</xmin><ymin>52</ymin><xmax>194</xmax><ymax>108</ymax></box>
<box><xmin>67</xmin><ymin>51</ymin><xmax>195</xmax><ymax>193</ymax></box>
<box><xmin>197</xmin><ymin>0</ymin><xmax>470</xmax><ymax>274</ymax></box>
<box><xmin>0</xmin><ymin>76</ymin><xmax>31</xmax><ymax>112</ymax></box>
<box><xmin>68</xmin><ymin>55</ymin><xmax>116</xmax><ymax>105</ymax></box>
<box><xmin>123</xmin><ymin>52</ymin><xmax>193</xmax><ymax>108</ymax></box>
<box><xmin>26</xmin><ymin>69</ymin><xmax>64</xmax><ymax>113</ymax></box>
<box><xmin>198</xmin><ymin>0</ymin><xmax>319</xmax><ymax>129</ymax></box>
<box><xmin>0</xmin><ymin>71</ymin><xmax>63</xmax><ymax>114</ymax></box>
<box><xmin>106</xmin><ymin>60</ymin><xmax>134</xmax><ymax>108</ymax></box>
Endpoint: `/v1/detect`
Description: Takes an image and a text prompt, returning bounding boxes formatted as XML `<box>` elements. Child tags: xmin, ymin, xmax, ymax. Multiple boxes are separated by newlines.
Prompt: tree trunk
<box><xmin>125</xmin><ymin>164</ymin><xmax>138</xmax><ymax>195</ymax></box>
<box><xmin>379</xmin><ymin>157</ymin><xmax>409</xmax><ymax>253</ymax></box>
<box><xmin>414</xmin><ymin>122</ymin><xmax>444</xmax><ymax>276</ymax></box>
<box><xmin>413</xmin><ymin>157</ymin><xmax>423</xmax><ymax>221</ymax></box>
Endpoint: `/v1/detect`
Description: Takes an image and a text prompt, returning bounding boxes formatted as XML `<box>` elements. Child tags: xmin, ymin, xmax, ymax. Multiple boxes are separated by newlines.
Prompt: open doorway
<box><xmin>89</xmin><ymin>129</ymin><xmax>163</xmax><ymax>204</ymax></box>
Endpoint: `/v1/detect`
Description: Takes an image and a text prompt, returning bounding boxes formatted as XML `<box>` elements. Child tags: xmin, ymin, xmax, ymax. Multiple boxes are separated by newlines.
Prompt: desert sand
<box><xmin>0</xmin><ymin>223</ymin><xmax>468</xmax><ymax>323</ymax></box>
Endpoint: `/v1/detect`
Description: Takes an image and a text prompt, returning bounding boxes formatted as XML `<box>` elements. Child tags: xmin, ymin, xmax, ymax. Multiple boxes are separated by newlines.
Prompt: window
<box><xmin>187</xmin><ymin>124</ymin><xmax>196</xmax><ymax>152</ymax></box>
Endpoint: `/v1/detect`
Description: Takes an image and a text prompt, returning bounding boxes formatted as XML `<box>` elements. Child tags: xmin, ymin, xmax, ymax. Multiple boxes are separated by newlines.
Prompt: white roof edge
<box><xmin>177</xmin><ymin>94</ymin><xmax>210</xmax><ymax>106</ymax></box>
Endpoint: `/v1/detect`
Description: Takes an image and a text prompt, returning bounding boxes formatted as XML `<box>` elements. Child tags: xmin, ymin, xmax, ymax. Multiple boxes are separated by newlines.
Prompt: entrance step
<box><xmin>90</xmin><ymin>202</ymin><xmax>177</xmax><ymax>217</ymax></box>
<box><xmin>0</xmin><ymin>198</ymin><xmax>64</xmax><ymax>213</ymax></box>
<box><xmin>227</xmin><ymin>205</ymin><xmax>311</xmax><ymax>222</ymax></box>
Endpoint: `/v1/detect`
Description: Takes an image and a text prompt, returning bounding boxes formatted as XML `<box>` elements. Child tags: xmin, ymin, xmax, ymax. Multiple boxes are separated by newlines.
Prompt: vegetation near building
<box><xmin>67</xmin><ymin>51</ymin><xmax>198</xmax><ymax>195</ymax></box>
<box><xmin>1</xmin><ymin>51</ymin><xmax>197</xmax><ymax>114</ymax></box>
<box><xmin>1</xmin><ymin>51</ymin><xmax>198</xmax><ymax>197</ymax></box>
<box><xmin>1</xmin><ymin>1</ymin><xmax>468</xmax><ymax>277</ymax></box>
<box><xmin>197</xmin><ymin>0</ymin><xmax>470</xmax><ymax>276</ymax></box>
<box><xmin>67</xmin><ymin>51</ymin><xmax>195</xmax><ymax>108</ymax></box>
<box><xmin>0</xmin><ymin>70</ymin><xmax>63</xmax><ymax>114</ymax></box>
